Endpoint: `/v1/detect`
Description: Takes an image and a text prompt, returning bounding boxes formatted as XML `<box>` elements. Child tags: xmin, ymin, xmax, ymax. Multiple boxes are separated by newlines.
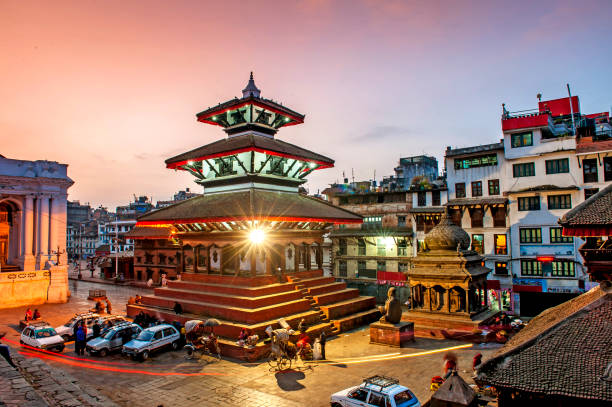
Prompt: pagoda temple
<box><xmin>126</xmin><ymin>74</ymin><xmax>380</xmax><ymax>360</ymax></box>
<box><xmin>403</xmin><ymin>210</ymin><xmax>498</xmax><ymax>338</ymax></box>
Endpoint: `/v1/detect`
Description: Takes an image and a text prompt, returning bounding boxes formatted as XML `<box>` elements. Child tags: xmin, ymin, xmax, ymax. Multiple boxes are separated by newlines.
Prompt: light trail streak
<box><xmin>2</xmin><ymin>337</ymin><xmax>136</xmax><ymax>367</ymax></box>
<box><xmin>307</xmin><ymin>343</ymin><xmax>473</xmax><ymax>366</ymax></box>
<box><xmin>18</xmin><ymin>351</ymin><xmax>228</xmax><ymax>377</ymax></box>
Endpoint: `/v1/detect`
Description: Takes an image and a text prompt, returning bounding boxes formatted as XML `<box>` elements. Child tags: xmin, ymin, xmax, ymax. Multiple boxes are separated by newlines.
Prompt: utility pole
<box><xmin>115</xmin><ymin>216</ymin><xmax>119</xmax><ymax>279</ymax></box>
<box><xmin>567</xmin><ymin>84</ymin><xmax>576</xmax><ymax>137</ymax></box>
<box><xmin>78</xmin><ymin>223</ymin><xmax>83</xmax><ymax>279</ymax></box>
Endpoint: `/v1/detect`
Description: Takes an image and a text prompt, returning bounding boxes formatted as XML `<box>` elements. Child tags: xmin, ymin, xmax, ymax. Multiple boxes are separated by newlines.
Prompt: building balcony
<box><xmin>330</xmin><ymin>226</ymin><xmax>413</xmax><ymax>238</ymax></box>
<box><xmin>502</xmin><ymin>112</ymin><xmax>551</xmax><ymax>132</ymax></box>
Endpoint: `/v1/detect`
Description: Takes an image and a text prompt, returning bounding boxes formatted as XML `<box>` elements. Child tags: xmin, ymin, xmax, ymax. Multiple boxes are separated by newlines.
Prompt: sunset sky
<box><xmin>2</xmin><ymin>0</ymin><xmax>611</xmax><ymax>209</ymax></box>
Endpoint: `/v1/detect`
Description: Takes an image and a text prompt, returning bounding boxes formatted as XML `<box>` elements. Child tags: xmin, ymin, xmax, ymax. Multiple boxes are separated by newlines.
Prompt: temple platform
<box><xmin>127</xmin><ymin>270</ymin><xmax>380</xmax><ymax>361</ymax></box>
<box><xmin>402</xmin><ymin>309</ymin><xmax>501</xmax><ymax>341</ymax></box>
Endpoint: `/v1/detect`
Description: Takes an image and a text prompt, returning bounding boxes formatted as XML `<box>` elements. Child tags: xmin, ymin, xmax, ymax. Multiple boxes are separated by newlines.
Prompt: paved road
<box><xmin>0</xmin><ymin>280</ymin><xmax>500</xmax><ymax>407</ymax></box>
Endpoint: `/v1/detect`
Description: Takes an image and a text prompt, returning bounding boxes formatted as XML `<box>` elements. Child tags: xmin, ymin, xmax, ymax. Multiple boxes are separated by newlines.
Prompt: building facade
<box><xmin>445</xmin><ymin>142</ymin><xmax>512</xmax><ymax>311</ymax></box>
<box><xmin>0</xmin><ymin>156</ymin><xmax>72</xmax><ymax>307</ymax></box>
<box><xmin>97</xmin><ymin>219</ymin><xmax>136</xmax><ymax>254</ymax></box>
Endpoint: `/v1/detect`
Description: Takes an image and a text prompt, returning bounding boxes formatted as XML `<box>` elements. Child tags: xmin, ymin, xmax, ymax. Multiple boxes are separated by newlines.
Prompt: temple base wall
<box><xmin>370</xmin><ymin>321</ymin><xmax>415</xmax><ymax>347</ymax></box>
<box><xmin>0</xmin><ymin>266</ymin><xmax>69</xmax><ymax>309</ymax></box>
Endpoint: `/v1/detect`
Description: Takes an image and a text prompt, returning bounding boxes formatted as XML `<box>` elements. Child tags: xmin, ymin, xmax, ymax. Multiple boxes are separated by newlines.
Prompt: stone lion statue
<box><xmin>379</xmin><ymin>287</ymin><xmax>402</xmax><ymax>324</ymax></box>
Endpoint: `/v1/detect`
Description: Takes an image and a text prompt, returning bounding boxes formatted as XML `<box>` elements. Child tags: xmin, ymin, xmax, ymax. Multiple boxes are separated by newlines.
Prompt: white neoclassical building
<box><xmin>0</xmin><ymin>155</ymin><xmax>73</xmax><ymax>308</ymax></box>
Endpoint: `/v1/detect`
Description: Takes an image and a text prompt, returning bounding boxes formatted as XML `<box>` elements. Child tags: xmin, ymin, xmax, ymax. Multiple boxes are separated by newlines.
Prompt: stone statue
<box><xmin>379</xmin><ymin>287</ymin><xmax>402</xmax><ymax>324</ymax></box>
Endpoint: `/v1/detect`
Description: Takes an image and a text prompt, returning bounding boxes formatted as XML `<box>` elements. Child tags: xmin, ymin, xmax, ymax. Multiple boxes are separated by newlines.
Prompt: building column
<box><xmin>21</xmin><ymin>195</ymin><xmax>35</xmax><ymax>269</ymax></box>
<box><xmin>49</xmin><ymin>196</ymin><xmax>58</xmax><ymax>263</ymax></box>
<box><xmin>279</xmin><ymin>245</ymin><xmax>286</xmax><ymax>273</ymax></box>
<box><xmin>193</xmin><ymin>246</ymin><xmax>199</xmax><ymax>273</ymax></box>
<box><xmin>180</xmin><ymin>245</ymin><xmax>185</xmax><ymax>274</ymax></box>
<box><xmin>250</xmin><ymin>250</ymin><xmax>257</xmax><ymax>277</ymax></box>
<box><xmin>234</xmin><ymin>251</ymin><xmax>241</xmax><ymax>276</ymax></box>
<box><xmin>305</xmin><ymin>245</ymin><xmax>311</xmax><ymax>270</ymax></box>
<box><xmin>293</xmin><ymin>245</ymin><xmax>299</xmax><ymax>272</ymax></box>
<box><xmin>37</xmin><ymin>195</ymin><xmax>50</xmax><ymax>268</ymax></box>
<box><xmin>447</xmin><ymin>289</ymin><xmax>451</xmax><ymax>313</ymax></box>
<box><xmin>265</xmin><ymin>250</ymin><xmax>272</xmax><ymax>275</ymax></box>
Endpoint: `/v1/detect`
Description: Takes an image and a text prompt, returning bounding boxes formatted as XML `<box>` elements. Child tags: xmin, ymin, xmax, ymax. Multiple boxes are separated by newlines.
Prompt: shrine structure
<box><xmin>126</xmin><ymin>74</ymin><xmax>380</xmax><ymax>360</ymax></box>
<box><xmin>403</xmin><ymin>210</ymin><xmax>498</xmax><ymax>338</ymax></box>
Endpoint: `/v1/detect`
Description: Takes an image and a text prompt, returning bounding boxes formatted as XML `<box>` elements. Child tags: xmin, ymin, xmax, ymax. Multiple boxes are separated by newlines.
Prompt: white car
<box><xmin>56</xmin><ymin>313</ymin><xmax>127</xmax><ymax>341</ymax></box>
<box><xmin>20</xmin><ymin>322</ymin><xmax>65</xmax><ymax>352</ymax></box>
<box><xmin>55</xmin><ymin>312</ymin><xmax>100</xmax><ymax>341</ymax></box>
<box><xmin>122</xmin><ymin>324</ymin><xmax>181</xmax><ymax>361</ymax></box>
<box><xmin>331</xmin><ymin>376</ymin><xmax>420</xmax><ymax>407</ymax></box>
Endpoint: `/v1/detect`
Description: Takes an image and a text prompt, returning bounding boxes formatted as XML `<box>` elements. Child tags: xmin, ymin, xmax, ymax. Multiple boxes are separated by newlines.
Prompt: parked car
<box><xmin>95</xmin><ymin>315</ymin><xmax>128</xmax><ymax>335</ymax></box>
<box><xmin>20</xmin><ymin>322</ymin><xmax>65</xmax><ymax>352</ymax></box>
<box><xmin>55</xmin><ymin>312</ymin><xmax>100</xmax><ymax>341</ymax></box>
<box><xmin>122</xmin><ymin>324</ymin><xmax>181</xmax><ymax>361</ymax></box>
<box><xmin>86</xmin><ymin>322</ymin><xmax>142</xmax><ymax>357</ymax></box>
<box><xmin>56</xmin><ymin>313</ymin><xmax>127</xmax><ymax>341</ymax></box>
<box><xmin>331</xmin><ymin>375</ymin><xmax>420</xmax><ymax>407</ymax></box>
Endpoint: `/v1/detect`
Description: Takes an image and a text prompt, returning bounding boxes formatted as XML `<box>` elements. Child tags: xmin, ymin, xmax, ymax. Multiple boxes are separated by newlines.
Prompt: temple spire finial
<box><xmin>242</xmin><ymin>71</ymin><xmax>261</xmax><ymax>98</ymax></box>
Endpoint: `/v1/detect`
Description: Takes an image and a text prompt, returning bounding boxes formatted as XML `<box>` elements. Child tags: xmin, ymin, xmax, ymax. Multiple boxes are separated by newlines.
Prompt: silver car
<box><xmin>86</xmin><ymin>323</ymin><xmax>142</xmax><ymax>357</ymax></box>
<box><xmin>122</xmin><ymin>324</ymin><xmax>180</xmax><ymax>361</ymax></box>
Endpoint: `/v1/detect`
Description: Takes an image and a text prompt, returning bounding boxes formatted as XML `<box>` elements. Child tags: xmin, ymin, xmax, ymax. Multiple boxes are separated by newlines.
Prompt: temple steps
<box><xmin>153</xmin><ymin>287</ymin><xmax>302</xmax><ymax>308</ymax></box>
<box><xmin>313</xmin><ymin>288</ymin><xmax>360</xmax><ymax>306</ymax></box>
<box><xmin>319</xmin><ymin>296</ymin><xmax>377</xmax><ymax>320</ymax></box>
<box><xmin>306</xmin><ymin>282</ymin><xmax>347</xmax><ymax>296</ymax></box>
<box><xmin>126</xmin><ymin>304</ymin><xmax>323</xmax><ymax>340</ymax></box>
<box><xmin>140</xmin><ymin>295</ymin><xmax>311</xmax><ymax>325</ymax></box>
<box><xmin>331</xmin><ymin>309</ymin><xmax>381</xmax><ymax>332</ymax></box>
<box><xmin>167</xmin><ymin>280</ymin><xmax>294</xmax><ymax>297</ymax></box>
<box><xmin>181</xmin><ymin>273</ymin><xmax>281</xmax><ymax>287</ymax></box>
<box><xmin>0</xmin><ymin>264</ymin><xmax>20</xmax><ymax>272</ymax></box>
<box><xmin>291</xmin><ymin>276</ymin><xmax>336</xmax><ymax>288</ymax></box>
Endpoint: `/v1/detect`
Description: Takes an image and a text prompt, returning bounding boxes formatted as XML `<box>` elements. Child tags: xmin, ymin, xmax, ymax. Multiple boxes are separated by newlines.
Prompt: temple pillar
<box><xmin>279</xmin><ymin>245</ymin><xmax>286</xmax><ymax>273</ymax></box>
<box><xmin>293</xmin><ymin>245</ymin><xmax>299</xmax><ymax>272</ymax></box>
<box><xmin>250</xmin><ymin>250</ymin><xmax>257</xmax><ymax>277</ymax></box>
<box><xmin>234</xmin><ymin>250</ymin><xmax>241</xmax><ymax>276</ymax></box>
<box><xmin>447</xmin><ymin>289</ymin><xmax>451</xmax><ymax>313</ymax></box>
<box><xmin>316</xmin><ymin>246</ymin><xmax>322</xmax><ymax>269</ymax></box>
<box><xmin>265</xmin><ymin>251</ymin><xmax>272</xmax><ymax>275</ymax></box>
<box><xmin>180</xmin><ymin>245</ymin><xmax>185</xmax><ymax>274</ymax></box>
<box><xmin>193</xmin><ymin>246</ymin><xmax>199</xmax><ymax>273</ymax></box>
<box><xmin>305</xmin><ymin>245</ymin><xmax>311</xmax><ymax>270</ymax></box>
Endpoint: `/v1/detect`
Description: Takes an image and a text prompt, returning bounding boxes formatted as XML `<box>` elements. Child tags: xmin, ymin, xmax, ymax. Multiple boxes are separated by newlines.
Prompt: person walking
<box><xmin>319</xmin><ymin>330</ymin><xmax>326</xmax><ymax>360</ymax></box>
<box><xmin>75</xmin><ymin>324</ymin><xmax>86</xmax><ymax>356</ymax></box>
<box><xmin>105</xmin><ymin>299</ymin><xmax>112</xmax><ymax>315</ymax></box>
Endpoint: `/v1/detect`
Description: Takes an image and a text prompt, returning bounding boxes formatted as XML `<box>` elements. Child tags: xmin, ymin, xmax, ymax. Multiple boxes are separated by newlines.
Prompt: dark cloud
<box><xmin>352</xmin><ymin>125</ymin><xmax>419</xmax><ymax>142</ymax></box>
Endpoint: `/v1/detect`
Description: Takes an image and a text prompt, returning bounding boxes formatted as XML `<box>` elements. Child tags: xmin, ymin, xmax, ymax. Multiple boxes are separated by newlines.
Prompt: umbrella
<box><xmin>204</xmin><ymin>318</ymin><xmax>221</xmax><ymax>327</ymax></box>
<box><xmin>184</xmin><ymin>320</ymin><xmax>204</xmax><ymax>334</ymax></box>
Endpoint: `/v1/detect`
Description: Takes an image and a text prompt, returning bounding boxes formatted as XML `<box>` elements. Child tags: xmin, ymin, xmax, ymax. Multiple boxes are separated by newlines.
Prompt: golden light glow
<box><xmin>249</xmin><ymin>229</ymin><xmax>265</xmax><ymax>244</ymax></box>
<box><xmin>385</xmin><ymin>236</ymin><xmax>395</xmax><ymax>250</ymax></box>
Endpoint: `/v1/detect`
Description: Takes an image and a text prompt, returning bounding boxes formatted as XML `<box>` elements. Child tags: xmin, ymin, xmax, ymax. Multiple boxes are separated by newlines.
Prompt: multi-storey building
<box><xmin>324</xmin><ymin>180</ymin><xmax>447</xmax><ymax>303</ymax></box>
<box><xmin>155</xmin><ymin>188</ymin><xmax>201</xmax><ymax>209</ymax></box>
<box><xmin>380</xmin><ymin>155</ymin><xmax>439</xmax><ymax>191</ymax></box>
<box><xmin>500</xmin><ymin>94</ymin><xmax>611</xmax><ymax>316</ymax></box>
<box><xmin>444</xmin><ymin>142</ymin><xmax>512</xmax><ymax>312</ymax></box>
<box><xmin>116</xmin><ymin>195</ymin><xmax>153</xmax><ymax>219</ymax></box>
<box><xmin>97</xmin><ymin>219</ymin><xmax>136</xmax><ymax>253</ymax></box>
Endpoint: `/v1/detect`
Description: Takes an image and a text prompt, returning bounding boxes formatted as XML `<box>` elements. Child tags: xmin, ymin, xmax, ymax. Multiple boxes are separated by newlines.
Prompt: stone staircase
<box><xmin>126</xmin><ymin>269</ymin><xmax>380</xmax><ymax>361</ymax></box>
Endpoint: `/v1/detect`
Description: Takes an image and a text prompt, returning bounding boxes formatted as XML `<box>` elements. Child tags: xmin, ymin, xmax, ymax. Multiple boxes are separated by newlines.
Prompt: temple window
<box><xmin>455</xmin><ymin>183</ymin><xmax>466</xmax><ymax>198</ymax></box>
<box><xmin>432</xmin><ymin>190</ymin><xmax>441</xmax><ymax>206</ymax></box>
<box><xmin>357</xmin><ymin>239</ymin><xmax>366</xmax><ymax>256</ymax></box>
<box><xmin>338</xmin><ymin>239</ymin><xmax>347</xmax><ymax>255</ymax></box>
<box><xmin>469</xmin><ymin>207</ymin><xmax>484</xmax><ymax>228</ymax></box>
<box><xmin>338</xmin><ymin>261</ymin><xmax>347</xmax><ymax>277</ymax></box>
<box><xmin>488</xmin><ymin>179</ymin><xmax>500</xmax><ymax>195</ymax></box>
<box><xmin>494</xmin><ymin>234</ymin><xmax>507</xmax><ymax>255</ymax></box>
<box><xmin>471</xmin><ymin>234</ymin><xmax>484</xmax><ymax>254</ymax></box>
<box><xmin>521</xmin><ymin>260</ymin><xmax>542</xmax><ymax>276</ymax></box>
